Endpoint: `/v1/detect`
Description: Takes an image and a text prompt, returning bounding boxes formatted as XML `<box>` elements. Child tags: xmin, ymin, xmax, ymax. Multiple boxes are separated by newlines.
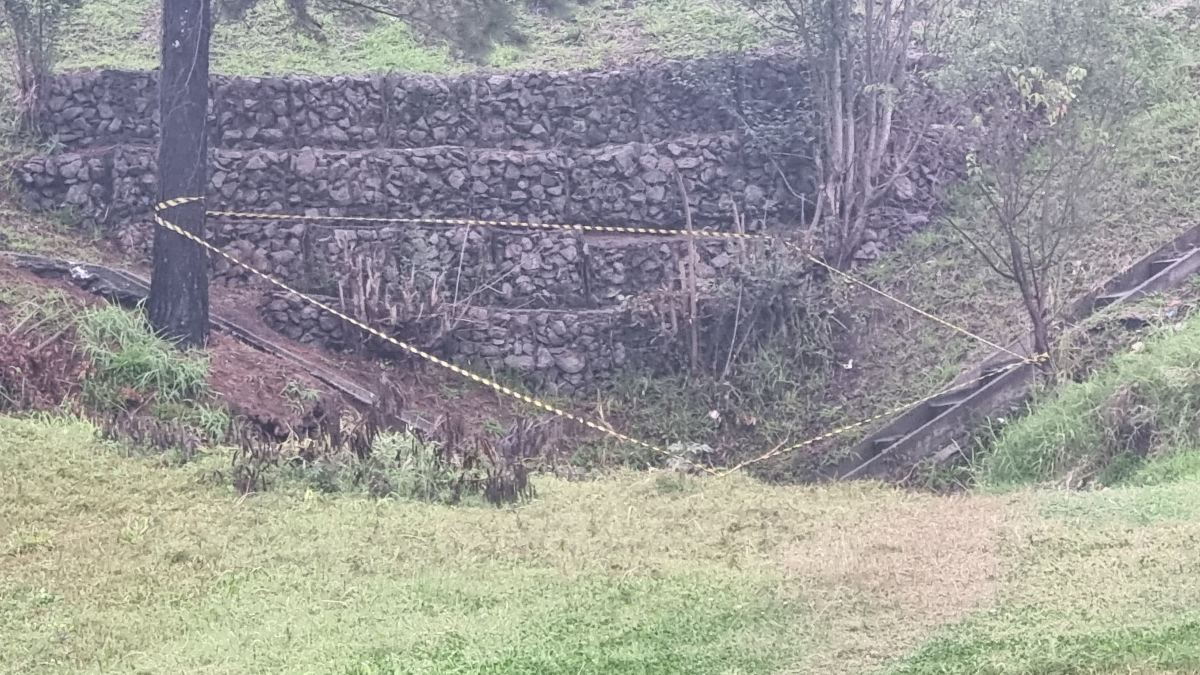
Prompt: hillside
<box><xmin>14</xmin><ymin>0</ymin><xmax>1200</xmax><ymax>481</ymax></box>
<box><xmin>7</xmin><ymin>1</ymin><xmax>1200</xmax><ymax>673</ymax></box>
<box><xmin>55</xmin><ymin>0</ymin><xmax>768</xmax><ymax>75</ymax></box>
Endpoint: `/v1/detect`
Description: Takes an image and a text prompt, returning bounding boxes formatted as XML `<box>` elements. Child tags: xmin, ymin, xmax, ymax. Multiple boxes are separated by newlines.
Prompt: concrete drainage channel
<box><xmin>831</xmin><ymin>225</ymin><xmax>1200</xmax><ymax>483</ymax></box>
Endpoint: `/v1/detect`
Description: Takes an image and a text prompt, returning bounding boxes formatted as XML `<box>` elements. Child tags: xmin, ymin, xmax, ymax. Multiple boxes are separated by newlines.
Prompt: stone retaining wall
<box><xmin>15</xmin><ymin>135</ymin><xmax>811</xmax><ymax>232</ymax></box>
<box><xmin>16</xmin><ymin>52</ymin><xmax>963</xmax><ymax>395</ymax></box>
<box><xmin>39</xmin><ymin>53</ymin><xmax>806</xmax><ymax>152</ymax></box>
<box><xmin>302</xmin><ymin>225</ymin><xmax>740</xmax><ymax>308</ymax></box>
<box><xmin>259</xmin><ymin>292</ymin><xmax>669</xmax><ymax>394</ymax></box>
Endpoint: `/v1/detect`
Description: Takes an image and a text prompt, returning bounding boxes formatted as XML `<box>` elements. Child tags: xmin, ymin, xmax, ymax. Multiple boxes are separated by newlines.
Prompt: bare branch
<box><xmin>946</xmin><ymin>216</ymin><xmax>1018</xmax><ymax>282</ymax></box>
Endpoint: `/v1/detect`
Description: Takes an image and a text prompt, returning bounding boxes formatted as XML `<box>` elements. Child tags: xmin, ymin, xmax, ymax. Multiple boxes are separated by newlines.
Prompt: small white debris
<box><xmin>69</xmin><ymin>265</ymin><xmax>94</xmax><ymax>282</ymax></box>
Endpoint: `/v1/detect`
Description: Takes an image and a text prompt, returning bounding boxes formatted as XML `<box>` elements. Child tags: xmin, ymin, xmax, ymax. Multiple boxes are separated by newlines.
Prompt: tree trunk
<box><xmin>1017</xmin><ymin>282</ymin><xmax>1054</xmax><ymax>374</ymax></box>
<box><xmin>676</xmin><ymin>173</ymin><xmax>700</xmax><ymax>374</ymax></box>
<box><xmin>148</xmin><ymin>0</ymin><xmax>212</xmax><ymax>347</ymax></box>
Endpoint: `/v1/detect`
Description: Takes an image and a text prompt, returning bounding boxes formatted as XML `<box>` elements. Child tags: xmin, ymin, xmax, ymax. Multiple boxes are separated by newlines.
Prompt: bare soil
<box><xmin>0</xmin><ymin>258</ymin><xmax>530</xmax><ymax>443</ymax></box>
<box><xmin>208</xmin><ymin>282</ymin><xmax>527</xmax><ymax>433</ymax></box>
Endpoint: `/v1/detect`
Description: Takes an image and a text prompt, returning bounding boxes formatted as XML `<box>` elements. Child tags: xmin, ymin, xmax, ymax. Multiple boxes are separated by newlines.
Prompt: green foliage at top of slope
<box><xmin>50</xmin><ymin>0</ymin><xmax>770</xmax><ymax>76</ymax></box>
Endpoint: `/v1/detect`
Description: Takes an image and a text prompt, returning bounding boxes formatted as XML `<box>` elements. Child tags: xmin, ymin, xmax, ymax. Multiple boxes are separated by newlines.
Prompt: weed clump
<box><xmin>76</xmin><ymin>306</ymin><xmax>230</xmax><ymax>442</ymax></box>
<box><xmin>289</xmin><ymin>429</ymin><xmax>536</xmax><ymax>506</ymax></box>
<box><xmin>231</xmin><ymin>403</ymin><xmax>540</xmax><ymax>506</ymax></box>
<box><xmin>0</xmin><ymin>290</ymin><xmax>85</xmax><ymax>411</ymax></box>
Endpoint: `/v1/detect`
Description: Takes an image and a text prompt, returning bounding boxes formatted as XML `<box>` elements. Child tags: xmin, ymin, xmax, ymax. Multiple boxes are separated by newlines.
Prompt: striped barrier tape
<box><xmin>199</xmin><ymin>201</ymin><xmax>1040</xmax><ymax>366</ymax></box>
<box><xmin>153</xmin><ymin>198</ymin><xmax>670</xmax><ymax>459</ymax></box>
<box><xmin>150</xmin><ymin>197</ymin><xmax>1050</xmax><ymax>476</ymax></box>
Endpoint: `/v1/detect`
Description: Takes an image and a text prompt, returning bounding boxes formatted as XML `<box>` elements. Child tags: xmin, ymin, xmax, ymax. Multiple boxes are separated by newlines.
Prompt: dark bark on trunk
<box><xmin>1016</xmin><ymin>274</ymin><xmax>1053</xmax><ymax>374</ymax></box>
<box><xmin>148</xmin><ymin>0</ymin><xmax>212</xmax><ymax>347</ymax></box>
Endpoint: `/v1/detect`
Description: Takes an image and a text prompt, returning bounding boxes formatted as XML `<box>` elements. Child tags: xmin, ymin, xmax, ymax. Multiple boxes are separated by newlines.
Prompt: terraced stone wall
<box><xmin>36</xmin><ymin>54</ymin><xmax>805</xmax><ymax>151</ymax></box>
<box><xmin>12</xmin><ymin>52</ymin><xmax>957</xmax><ymax>393</ymax></box>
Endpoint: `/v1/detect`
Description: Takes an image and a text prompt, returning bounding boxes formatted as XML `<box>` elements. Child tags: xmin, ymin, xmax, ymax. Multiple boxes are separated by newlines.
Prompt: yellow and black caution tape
<box><xmin>716</xmin><ymin>360</ymin><xmax>1031</xmax><ymax>478</ymax></box>
<box><xmin>782</xmin><ymin>241</ymin><xmax>1038</xmax><ymax>366</ymax></box>
<box><xmin>155</xmin><ymin>198</ymin><xmax>666</xmax><ymax>457</ymax></box>
<box><xmin>155</xmin><ymin>197</ymin><xmax>1048</xmax><ymax>476</ymax></box>
<box><xmin>205</xmin><ymin>204</ymin><xmax>1040</xmax><ymax>366</ymax></box>
<box><xmin>206</xmin><ymin>207</ymin><xmax>775</xmax><ymax>242</ymax></box>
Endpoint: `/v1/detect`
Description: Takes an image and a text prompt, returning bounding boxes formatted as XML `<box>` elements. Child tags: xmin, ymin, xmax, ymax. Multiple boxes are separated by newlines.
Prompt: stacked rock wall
<box><xmin>13</xmin><ymin>52</ymin><xmax>949</xmax><ymax>393</ymax></box>
<box><xmin>259</xmin><ymin>294</ymin><xmax>673</xmax><ymax>396</ymax></box>
<box><xmin>302</xmin><ymin>225</ymin><xmax>737</xmax><ymax>308</ymax></box>
<box><xmin>16</xmin><ymin>136</ymin><xmax>803</xmax><ymax>233</ymax></box>
<box><xmin>38</xmin><ymin>54</ymin><xmax>805</xmax><ymax>151</ymax></box>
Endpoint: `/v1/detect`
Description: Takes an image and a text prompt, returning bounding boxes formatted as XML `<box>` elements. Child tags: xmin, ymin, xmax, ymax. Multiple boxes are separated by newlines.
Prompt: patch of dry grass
<box><xmin>894</xmin><ymin>483</ymin><xmax>1200</xmax><ymax>673</ymax></box>
<box><xmin>783</xmin><ymin>493</ymin><xmax>1020</xmax><ymax>672</ymax></box>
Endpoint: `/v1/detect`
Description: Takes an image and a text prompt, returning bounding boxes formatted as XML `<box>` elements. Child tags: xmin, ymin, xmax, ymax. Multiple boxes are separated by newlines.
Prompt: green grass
<box><xmin>1124</xmin><ymin>448</ymin><xmax>1200</xmax><ymax>487</ymax></box>
<box><xmin>74</xmin><ymin>305</ymin><xmax>230</xmax><ymax>440</ymax></box>
<box><xmin>896</xmin><ymin>620</ymin><xmax>1200</xmax><ymax>675</ymax></box>
<box><xmin>8</xmin><ymin>414</ymin><xmax>1200</xmax><ymax>673</ymax></box>
<box><xmin>977</xmin><ymin>309</ymin><xmax>1200</xmax><ymax>489</ymax></box>
<box><xmin>0</xmin><ymin>204</ymin><xmax>110</xmax><ymax>259</ymax></box>
<box><xmin>0</xmin><ymin>415</ymin><xmax>805</xmax><ymax>674</ymax></box>
<box><xmin>50</xmin><ymin>0</ymin><xmax>771</xmax><ymax>76</ymax></box>
<box><xmin>632</xmin><ymin>0</ymin><xmax>763</xmax><ymax>58</ymax></box>
<box><xmin>76</xmin><ymin>306</ymin><xmax>210</xmax><ymax>406</ymax></box>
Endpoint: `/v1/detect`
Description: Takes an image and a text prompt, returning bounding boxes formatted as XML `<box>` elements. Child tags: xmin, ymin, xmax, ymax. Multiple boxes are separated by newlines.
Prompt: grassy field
<box><xmin>52</xmin><ymin>0</ymin><xmax>767</xmax><ymax>75</ymax></box>
<box><xmin>3</xmin><ymin>414</ymin><xmax>1200</xmax><ymax>674</ymax></box>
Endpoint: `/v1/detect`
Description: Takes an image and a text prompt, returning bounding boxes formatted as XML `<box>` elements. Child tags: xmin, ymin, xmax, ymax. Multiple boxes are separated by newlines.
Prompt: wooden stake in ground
<box><xmin>676</xmin><ymin>173</ymin><xmax>700</xmax><ymax>373</ymax></box>
<box><xmin>148</xmin><ymin>0</ymin><xmax>212</xmax><ymax>347</ymax></box>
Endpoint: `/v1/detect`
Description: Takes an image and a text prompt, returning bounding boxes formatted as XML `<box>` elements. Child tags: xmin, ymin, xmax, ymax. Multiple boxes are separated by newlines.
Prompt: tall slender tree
<box><xmin>147</xmin><ymin>0</ymin><xmax>212</xmax><ymax>346</ymax></box>
<box><xmin>739</xmin><ymin>0</ymin><xmax>952</xmax><ymax>268</ymax></box>
<box><xmin>146</xmin><ymin>0</ymin><xmax>574</xmax><ymax>346</ymax></box>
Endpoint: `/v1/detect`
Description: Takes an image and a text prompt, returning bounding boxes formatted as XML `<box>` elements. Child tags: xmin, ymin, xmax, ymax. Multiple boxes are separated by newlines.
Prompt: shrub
<box><xmin>370</xmin><ymin>431</ymin><xmax>468</xmax><ymax>502</ymax></box>
<box><xmin>271</xmin><ymin>416</ymin><xmax>536</xmax><ymax>506</ymax></box>
<box><xmin>0</xmin><ymin>0</ymin><xmax>83</xmax><ymax>132</ymax></box>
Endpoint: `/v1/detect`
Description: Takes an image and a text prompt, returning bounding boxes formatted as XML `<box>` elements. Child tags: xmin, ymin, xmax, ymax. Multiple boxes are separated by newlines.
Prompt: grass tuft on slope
<box><xmin>978</xmin><ymin>306</ymin><xmax>1200</xmax><ymax>489</ymax></box>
